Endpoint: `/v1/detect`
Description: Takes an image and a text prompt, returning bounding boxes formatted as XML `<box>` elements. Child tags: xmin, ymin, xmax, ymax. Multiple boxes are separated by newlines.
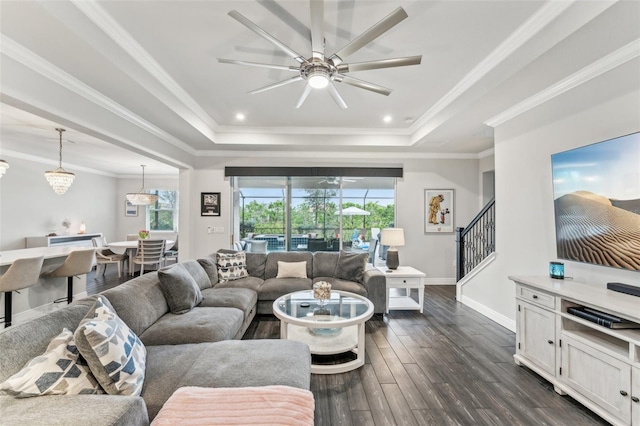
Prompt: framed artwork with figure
<box><xmin>201</xmin><ymin>192</ymin><xmax>221</xmax><ymax>216</ymax></box>
<box><xmin>425</xmin><ymin>189</ymin><xmax>454</xmax><ymax>233</ymax></box>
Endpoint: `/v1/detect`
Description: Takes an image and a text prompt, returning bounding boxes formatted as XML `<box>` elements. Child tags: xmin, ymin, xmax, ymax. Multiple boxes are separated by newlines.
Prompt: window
<box><xmin>147</xmin><ymin>190</ymin><xmax>178</xmax><ymax>231</ymax></box>
<box><xmin>233</xmin><ymin>176</ymin><xmax>395</xmax><ymax>252</ymax></box>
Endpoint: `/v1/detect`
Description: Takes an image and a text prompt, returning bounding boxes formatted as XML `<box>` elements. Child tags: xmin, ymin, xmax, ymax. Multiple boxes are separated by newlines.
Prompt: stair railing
<box><xmin>455</xmin><ymin>198</ymin><xmax>495</xmax><ymax>281</ymax></box>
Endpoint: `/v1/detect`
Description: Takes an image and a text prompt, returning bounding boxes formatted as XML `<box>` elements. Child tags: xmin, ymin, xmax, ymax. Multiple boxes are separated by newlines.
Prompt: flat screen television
<box><xmin>551</xmin><ymin>131</ymin><xmax>640</xmax><ymax>272</ymax></box>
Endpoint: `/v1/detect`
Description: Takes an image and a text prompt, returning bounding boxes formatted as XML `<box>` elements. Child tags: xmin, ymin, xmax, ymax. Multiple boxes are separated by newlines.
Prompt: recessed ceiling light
<box><xmin>383</xmin><ymin>115</ymin><xmax>392</xmax><ymax>123</ymax></box>
<box><xmin>235</xmin><ymin>113</ymin><xmax>245</xmax><ymax>121</ymax></box>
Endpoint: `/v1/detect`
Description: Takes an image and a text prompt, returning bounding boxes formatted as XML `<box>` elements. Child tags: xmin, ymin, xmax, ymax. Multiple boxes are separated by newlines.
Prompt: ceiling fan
<box><xmin>318</xmin><ymin>177</ymin><xmax>359</xmax><ymax>185</ymax></box>
<box><xmin>218</xmin><ymin>0</ymin><xmax>422</xmax><ymax>109</ymax></box>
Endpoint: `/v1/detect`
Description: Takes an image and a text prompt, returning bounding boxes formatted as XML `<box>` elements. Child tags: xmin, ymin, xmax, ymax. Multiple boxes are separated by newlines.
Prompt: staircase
<box><xmin>455</xmin><ymin>198</ymin><xmax>495</xmax><ymax>282</ymax></box>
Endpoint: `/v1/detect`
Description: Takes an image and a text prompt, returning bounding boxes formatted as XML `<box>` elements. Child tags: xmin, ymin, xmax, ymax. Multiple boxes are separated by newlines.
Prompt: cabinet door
<box><xmin>517</xmin><ymin>301</ymin><xmax>556</xmax><ymax>375</ymax></box>
<box><xmin>561</xmin><ymin>334</ymin><xmax>631</xmax><ymax>425</ymax></box>
<box><xmin>633</xmin><ymin>367</ymin><xmax>640</xmax><ymax>426</ymax></box>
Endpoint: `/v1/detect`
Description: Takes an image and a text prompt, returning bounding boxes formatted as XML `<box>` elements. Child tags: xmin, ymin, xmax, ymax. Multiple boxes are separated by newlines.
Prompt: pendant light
<box><xmin>0</xmin><ymin>159</ymin><xmax>9</xmax><ymax>178</ymax></box>
<box><xmin>44</xmin><ymin>128</ymin><xmax>75</xmax><ymax>195</ymax></box>
<box><xmin>126</xmin><ymin>165</ymin><xmax>158</xmax><ymax>205</ymax></box>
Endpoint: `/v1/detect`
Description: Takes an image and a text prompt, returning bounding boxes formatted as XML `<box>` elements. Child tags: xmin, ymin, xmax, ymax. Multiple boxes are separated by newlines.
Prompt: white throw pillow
<box><xmin>0</xmin><ymin>328</ymin><xmax>103</xmax><ymax>397</ymax></box>
<box><xmin>74</xmin><ymin>297</ymin><xmax>146</xmax><ymax>396</ymax></box>
<box><xmin>276</xmin><ymin>261</ymin><xmax>308</xmax><ymax>278</ymax></box>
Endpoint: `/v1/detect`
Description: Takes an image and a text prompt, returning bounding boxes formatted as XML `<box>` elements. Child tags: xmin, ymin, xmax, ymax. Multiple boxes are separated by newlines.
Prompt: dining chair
<box><xmin>92</xmin><ymin>236</ymin><xmax>128</xmax><ymax>278</ymax></box>
<box><xmin>126</xmin><ymin>234</ymin><xmax>139</xmax><ymax>241</ymax></box>
<box><xmin>132</xmin><ymin>239</ymin><xmax>166</xmax><ymax>275</ymax></box>
<box><xmin>163</xmin><ymin>235</ymin><xmax>179</xmax><ymax>265</ymax></box>
<box><xmin>0</xmin><ymin>256</ymin><xmax>44</xmax><ymax>327</ymax></box>
<box><xmin>44</xmin><ymin>248</ymin><xmax>96</xmax><ymax>304</ymax></box>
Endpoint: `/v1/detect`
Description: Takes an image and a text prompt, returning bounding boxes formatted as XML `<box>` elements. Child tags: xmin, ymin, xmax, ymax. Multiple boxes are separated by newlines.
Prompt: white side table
<box><xmin>377</xmin><ymin>266</ymin><xmax>426</xmax><ymax>313</ymax></box>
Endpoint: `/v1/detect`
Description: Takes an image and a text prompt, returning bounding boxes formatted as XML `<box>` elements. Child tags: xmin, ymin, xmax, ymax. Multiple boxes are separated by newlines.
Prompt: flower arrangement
<box><xmin>138</xmin><ymin>229</ymin><xmax>150</xmax><ymax>239</ymax></box>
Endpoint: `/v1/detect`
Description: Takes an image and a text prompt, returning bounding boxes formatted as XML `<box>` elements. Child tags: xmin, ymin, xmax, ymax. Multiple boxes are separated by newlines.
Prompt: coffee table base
<box><xmin>282</xmin><ymin>322</ymin><xmax>366</xmax><ymax>375</ymax></box>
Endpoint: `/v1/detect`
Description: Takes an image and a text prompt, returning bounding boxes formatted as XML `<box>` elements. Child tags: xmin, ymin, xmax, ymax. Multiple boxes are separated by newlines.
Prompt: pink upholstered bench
<box><xmin>151</xmin><ymin>385</ymin><xmax>315</xmax><ymax>425</ymax></box>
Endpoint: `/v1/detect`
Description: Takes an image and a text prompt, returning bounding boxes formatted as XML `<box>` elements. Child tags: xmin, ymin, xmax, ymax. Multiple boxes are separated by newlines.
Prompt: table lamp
<box><xmin>381</xmin><ymin>228</ymin><xmax>404</xmax><ymax>270</ymax></box>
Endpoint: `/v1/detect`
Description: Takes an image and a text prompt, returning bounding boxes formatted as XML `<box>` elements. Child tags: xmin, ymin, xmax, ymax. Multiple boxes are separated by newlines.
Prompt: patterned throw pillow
<box><xmin>74</xmin><ymin>297</ymin><xmax>146</xmax><ymax>396</ymax></box>
<box><xmin>216</xmin><ymin>251</ymin><xmax>249</xmax><ymax>283</ymax></box>
<box><xmin>0</xmin><ymin>328</ymin><xmax>103</xmax><ymax>397</ymax></box>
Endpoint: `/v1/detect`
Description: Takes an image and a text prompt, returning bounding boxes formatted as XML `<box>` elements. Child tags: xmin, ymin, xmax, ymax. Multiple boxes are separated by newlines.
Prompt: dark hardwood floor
<box><xmin>87</xmin><ymin>268</ymin><xmax>608</xmax><ymax>426</ymax></box>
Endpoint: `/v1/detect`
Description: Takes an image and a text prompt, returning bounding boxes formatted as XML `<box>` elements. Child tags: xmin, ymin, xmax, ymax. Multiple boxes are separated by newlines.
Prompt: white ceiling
<box><xmin>0</xmin><ymin>0</ymin><xmax>638</xmax><ymax>176</ymax></box>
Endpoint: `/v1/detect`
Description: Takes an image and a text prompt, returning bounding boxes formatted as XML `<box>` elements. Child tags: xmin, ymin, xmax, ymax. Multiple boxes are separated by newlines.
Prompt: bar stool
<box><xmin>0</xmin><ymin>256</ymin><xmax>44</xmax><ymax>328</ymax></box>
<box><xmin>45</xmin><ymin>248</ymin><xmax>96</xmax><ymax>304</ymax></box>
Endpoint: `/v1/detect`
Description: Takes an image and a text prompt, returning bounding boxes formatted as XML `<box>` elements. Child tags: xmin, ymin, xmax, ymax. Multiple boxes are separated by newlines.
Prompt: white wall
<box><xmin>460</xmin><ymin>87</ymin><xmax>640</xmax><ymax>331</ymax></box>
<box><xmin>0</xmin><ymin>155</ymin><xmax>118</xmax><ymax>249</ymax></box>
<box><xmin>181</xmin><ymin>154</ymin><xmax>481</xmax><ymax>283</ymax></box>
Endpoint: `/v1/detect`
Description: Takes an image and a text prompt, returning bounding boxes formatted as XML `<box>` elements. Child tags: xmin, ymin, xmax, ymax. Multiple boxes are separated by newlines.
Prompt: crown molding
<box><xmin>194</xmin><ymin>149</ymin><xmax>480</xmax><ymax>160</ymax></box>
<box><xmin>1</xmin><ymin>149</ymin><xmax>117</xmax><ymax>177</ymax></box>
<box><xmin>478</xmin><ymin>148</ymin><xmax>495</xmax><ymax>159</ymax></box>
<box><xmin>214</xmin><ymin>125</ymin><xmax>412</xmax><ymax>136</ymax></box>
<box><xmin>485</xmin><ymin>38</ymin><xmax>640</xmax><ymax>127</ymax></box>
<box><xmin>70</xmin><ymin>0</ymin><xmax>219</xmax><ymax>142</ymax></box>
<box><xmin>0</xmin><ymin>35</ymin><xmax>196</xmax><ymax>155</ymax></box>
<box><xmin>409</xmin><ymin>0</ymin><xmax>576</xmax><ymax>144</ymax></box>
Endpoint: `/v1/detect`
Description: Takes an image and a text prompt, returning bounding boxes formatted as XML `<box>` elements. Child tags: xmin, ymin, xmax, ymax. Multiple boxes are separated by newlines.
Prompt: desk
<box><xmin>109</xmin><ymin>240</ymin><xmax>174</xmax><ymax>275</ymax></box>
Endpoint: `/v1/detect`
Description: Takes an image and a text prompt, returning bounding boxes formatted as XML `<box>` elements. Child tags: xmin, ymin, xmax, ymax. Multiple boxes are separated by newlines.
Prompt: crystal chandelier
<box><xmin>44</xmin><ymin>128</ymin><xmax>75</xmax><ymax>195</ymax></box>
<box><xmin>0</xmin><ymin>159</ymin><xmax>9</xmax><ymax>178</ymax></box>
<box><xmin>126</xmin><ymin>165</ymin><xmax>158</xmax><ymax>205</ymax></box>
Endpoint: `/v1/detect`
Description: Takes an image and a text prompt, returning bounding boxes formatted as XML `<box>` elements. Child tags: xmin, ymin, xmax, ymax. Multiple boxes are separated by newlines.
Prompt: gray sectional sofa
<box><xmin>0</xmin><ymin>258</ymin><xmax>311</xmax><ymax>426</ymax></box>
<box><xmin>210</xmin><ymin>250</ymin><xmax>386</xmax><ymax>314</ymax></box>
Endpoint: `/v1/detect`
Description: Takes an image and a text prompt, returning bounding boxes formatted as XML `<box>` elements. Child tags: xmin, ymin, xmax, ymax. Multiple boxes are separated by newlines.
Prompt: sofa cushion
<box><xmin>276</xmin><ymin>261</ymin><xmax>308</xmax><ymax>278</ymax></box>
<box><xmin>200</xmin><ymin>287</ymin><xmax>258</xmax><ymax>320</ymax></box>
<box><xmin>138</xmin><ymin>307</ymin><xmax>243</xmax><ymax>346</ymax></box>
<box><xmin>246</xmin><ymin>253</ymin><xmax>267</xmax><ymax>279</ymax></box>
<box><xmin>313</xmin><ymin>277</ymin><xmax>367</xmax><ymax>297</ymax></box>
<box><xmin>0</xmin><ymin>328</ymin><xmax>103</xmax><ymax>397</ymax></box>
<box><xmin>158</xmin><ymin>263</ymin><xmax>203</xmax><ymax>314</ymax></box>
<box><xmin>74</xmin><ymin>297</ymin><xmax>146</xmax><ymax>396</ymax></box>
<box><xmin>197</xmin><ymin>256</ymin><xmax>219</xmax><ymax>284</ymax></box>
<box><xmin>264</xmin><ymin>252</ymin><xmax>313</xmax><ymax>279</ymax></box>
<box><xmin>259</xmin><ymin>278</ymin><xmax>312</xmax><ymax>301</ymax></box>
<box><xmin>181</xmin><ymin>260</ymin><xmax>212</xmax><ymax>290</ymax></box>
<box><xmin>101</xmin><ymin>272</ymin><xmax>168</xmax><ymax>337</ymax></box>
<box><xmin>334</xmin><ymin>251</ymin><xmax>368</xmax><ymax>283</ymax></box>
<box><xmin>214</xmin><ymin>276</ymin><xmax>264</xmax><ymax>292</ymax></box>
<box><xmin>313</xmin><ymin>252</ymin><xmax>339</xmax><ymax>278</ymax></box>
<box><xmin>216</xmin><ymin>252</ymin><xmax>249</xmax><ymax>283</ymax></box>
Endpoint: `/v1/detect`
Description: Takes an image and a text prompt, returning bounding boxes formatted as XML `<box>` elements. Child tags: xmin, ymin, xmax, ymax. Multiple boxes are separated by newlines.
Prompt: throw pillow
<box><xmin>216</xmin><ymin>251</ymin><xmax>249</xmax><ymax>283</ymax></box>
<box><xmin>276</xmin><ymin>261</ymin><xmax>308</xmax><ymax>278</ymax></box>
<box><xmin>197</xmin><ymin>256</ymin><xmax>219</xmax><ymax>284</ymax></box>
<box><xmin>158</xmin><ymin>263</ymin><xmax>204</xmax><ymax>314</ymax></box>
<box><xmin>0</xmin><ymin>328</ymin><xmax>103</xmax><ymax>397</ymax></box>
<box><xmin>74</xmin><ymin>297</ymin><xmax>146</xmax><ymax>396</ymax></box>
<box><xmin>334</xmin><ymin>251</ymin><xmax>368</xmax><ymax>283</ymax></box>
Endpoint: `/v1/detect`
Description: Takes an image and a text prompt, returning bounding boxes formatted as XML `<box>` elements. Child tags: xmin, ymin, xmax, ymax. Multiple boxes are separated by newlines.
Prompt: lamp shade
<box><xmin>381</xmin><ymin>228</ymin><xmax>405</xmax><ymax>247</ymax></box>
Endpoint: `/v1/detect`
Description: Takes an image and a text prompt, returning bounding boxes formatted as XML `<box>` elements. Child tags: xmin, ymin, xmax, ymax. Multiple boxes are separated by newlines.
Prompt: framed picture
<box><xmin>125</xmin><ymin>200</ymin><xmax>138</xmax><ymax>217</ymax></box>
<box><xmin>201</xmin><ymin>192</ymin><xmax>221</xmax><ymax>216</ymax></box>
<box><xmin>425</xmin><ymin>189</ymin><xmax>454</xmax><ymax>233</ymax></box>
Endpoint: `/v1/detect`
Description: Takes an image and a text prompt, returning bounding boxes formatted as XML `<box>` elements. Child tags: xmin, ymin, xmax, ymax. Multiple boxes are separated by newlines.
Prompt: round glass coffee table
<box><xmin>273</xmin><ymin>290</ymin><xmax>374</xmax><ymax>374</ymax></box>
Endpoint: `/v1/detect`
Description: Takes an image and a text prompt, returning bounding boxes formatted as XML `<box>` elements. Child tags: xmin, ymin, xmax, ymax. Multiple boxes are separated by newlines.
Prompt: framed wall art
<box><xmin>201</xmin><ymin>192</ymin><xmax>221</xmax><ymax>216</ymax></box>
<box><xmin>425</xmin><ymin>189</ymin><xmax>454</xmax><ymax>233</ymax></box>
<box><xmin>125</xmin><ymin>200</ymin><xmax>138</xmax><ymax>217</ymax></box>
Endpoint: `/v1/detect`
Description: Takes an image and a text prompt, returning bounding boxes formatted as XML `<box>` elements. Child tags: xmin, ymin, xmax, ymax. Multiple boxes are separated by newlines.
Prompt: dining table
<box><xmin>108</xmin><ymin>239</ymin><xmax>174</xmax><ymax>275</ymax></box>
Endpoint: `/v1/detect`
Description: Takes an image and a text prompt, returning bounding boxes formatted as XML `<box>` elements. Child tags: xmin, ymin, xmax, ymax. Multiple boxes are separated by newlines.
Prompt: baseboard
<box><xmin>424</xmin><ymin>278</ymin><xmax>455</xmax><ymax>285</ymax></box>
<box><xmin>459</xmin><ymin>294</ymin><xmax>516</xmax><ymax>332</ymax></box>
<box><xmin>11</xmin><ymin>291</ymin><xmax>88</xmax><ymax>326</ymax></box>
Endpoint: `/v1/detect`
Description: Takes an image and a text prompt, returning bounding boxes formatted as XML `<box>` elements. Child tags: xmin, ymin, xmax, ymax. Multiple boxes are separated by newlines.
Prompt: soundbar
<box><xmin>607</xmin><ymin>282</ymin><xmax>640</xmax><ymax>297</ymax></box>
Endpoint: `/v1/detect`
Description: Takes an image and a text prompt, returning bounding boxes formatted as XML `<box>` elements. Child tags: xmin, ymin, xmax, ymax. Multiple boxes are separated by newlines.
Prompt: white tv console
<box><xmin>510</xmin><ymin>276</ymin><xmax>640</xmax><ymax>426</ymax></box>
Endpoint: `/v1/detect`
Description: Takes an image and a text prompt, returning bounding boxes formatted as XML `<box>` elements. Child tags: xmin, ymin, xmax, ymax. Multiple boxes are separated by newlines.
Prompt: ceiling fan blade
<box><xmin>249</xmin><ymin>76</ymin><xmax>304</xmax><ymax>94</ymax></box>
<box><xmin>310</xmin><ymin>0</ymin><xmax>325</xmax><ymax>60</ymax></box>
<box><xmin>218</xmin><ymin>58</ymin><xmax>300</xmax><ymax>72</ymax></box>
<box><xmin>228</xmin><ymin>10</ymin><xmax>307</xmax><ymax>64</ymax></box>
<box><xmin>337</xmin><ymin>55</ymin><xmax>422</xmax><ymax>73</ymax></box>
<box><xmin>334</xmin><ymin>74</ymin><xmax>391</xmax><ymax>96</ymax></box>
<box><xmin>329</xmin><ymin>7</ymin><xmax>408</xmax><ymax>65</ymax></box>
<box><xmin>295</xmin><ymin>84</ymin><xmax>313</xmax><ymax>108</ymax></box>
<box><xmin>327</xmin><ymin>83</ymin><xmax>348</xmax><ymax>109</ymax></box>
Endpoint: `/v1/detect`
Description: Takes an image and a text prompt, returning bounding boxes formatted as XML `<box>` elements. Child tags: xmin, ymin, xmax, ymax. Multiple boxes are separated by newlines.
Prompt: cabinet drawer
<box><xmin>386</xmin><ymin>277</ymin><xmax>422</xmax><ymax>288</ymax></box>
<box><xmin>519</xmin><ymin>286</ymin><xmax>555</xmax><ymax>309</ymax></box>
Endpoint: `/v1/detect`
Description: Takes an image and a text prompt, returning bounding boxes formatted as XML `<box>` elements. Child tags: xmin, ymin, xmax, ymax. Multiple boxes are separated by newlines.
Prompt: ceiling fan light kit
<box><xmin>219</xmin><ymin>1</ymin><xmax>421</xmax><ymax>109</ymax></box>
